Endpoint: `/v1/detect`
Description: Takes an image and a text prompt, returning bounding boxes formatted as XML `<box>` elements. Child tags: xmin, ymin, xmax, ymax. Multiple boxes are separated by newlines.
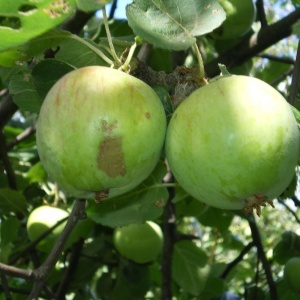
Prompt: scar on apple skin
<box><xmin>95</xmin><ymin>189</ymin><xmax>109</xmax><ymax>203</ymax></box>
<box><xmin>97</xmin><ymin>136</ymin><xmax>126</xmax><ymax>178</ymax></box>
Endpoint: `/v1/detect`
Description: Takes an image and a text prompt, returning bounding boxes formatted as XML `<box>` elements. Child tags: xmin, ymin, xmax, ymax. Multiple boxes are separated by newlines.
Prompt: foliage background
<box><xmin>1</xmin><ymin>0</ymin><xmax>300</xmax><ymax>299</ymax></box>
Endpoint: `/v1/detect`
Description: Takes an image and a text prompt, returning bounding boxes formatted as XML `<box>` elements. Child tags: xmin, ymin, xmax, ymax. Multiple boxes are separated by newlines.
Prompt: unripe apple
<box><xmin>212</xmin><ymin>0</ymin><xmax>256</xmax><ymax>40</ymax></box>
<box><xmin>36</xmin><ymin>66</ymin><xmax>167</xmax><ymax>200</ymax></box>
<box><xmin>284</xmin><ymin>257</ymin><xmax>300</xmax><ymax>293</ymax></box>
<box><xmin>113</xmin><ymin>221</ymin><xmax>163</xmax><ymax>264</ymax></box>
<box><xmin>166</xmin><ymin>75</ymin><xmax>299</xmax><ymax>214</ymax></box>
<box><xmin>27</xmin><ymin>206</ymin><xmax>94</xmax><ymax>252</ymax></box>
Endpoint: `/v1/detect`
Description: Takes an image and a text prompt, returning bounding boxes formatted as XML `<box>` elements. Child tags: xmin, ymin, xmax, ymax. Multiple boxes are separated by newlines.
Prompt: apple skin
<box><xmin>212</xmin><ymin>0</ymin><xmax>256</xmax><ymax>40</ymax></box>
<box><xmin>113</xmin><ymin>221</ymin><xmax>163</xmax><ymax>264</ymax></box>
<box><xmin>284</xmin><ymin>257</ymin><xmax>300</xmax><ymax>293</ymax></box>
<box><xmin>36</xmin><ymin>66</ymin><xmax>167</xmax><ymax>199</ymax></box>
<box><xmin>165</xmin><ymin>75</ymin><xmax>300</xmax><ymax>211</ymax></box>
<box><xmin>27</xmin><ymin>206</ymin><xmax>94</xmax><ymax>252</ymax></box>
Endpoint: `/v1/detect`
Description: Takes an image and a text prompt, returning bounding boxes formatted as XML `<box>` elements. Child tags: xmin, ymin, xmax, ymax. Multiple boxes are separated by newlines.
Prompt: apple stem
<box><xmin>102</xmin><ymin>7</ymin><xmax>122</xmax><ymax>66</ymax></box>
<box><xmin>119</xmin><ymin>41</ymin><xmax>138</xmax><ymax>72</ymax></box>
<box><xmin>192</xmin><ymin>42</ymin><xmax>207</xmax><ymax>84</ymax></box>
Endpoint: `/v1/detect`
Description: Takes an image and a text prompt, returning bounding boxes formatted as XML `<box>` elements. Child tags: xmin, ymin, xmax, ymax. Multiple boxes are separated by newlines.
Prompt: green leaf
<box><xmin>273</xmin><ymin>231</ymin><xmax>300</xmax><ymax>265</ymax></box>
<box><xmin>172</xmin><ymin>240</ymin><xmax>210</xmax><ymax>296</ymax></box>
<box><xmin>9</xmin><ymin>70</ymin><xmax>43</xmax><ymax>114</ymax></box>
<box><xmin>0</xmin><ymin>0</ymin><xmax>76</xmax><ymax>51</ymax></box>
<box><xmin>0</xmin><ymin>188</ymin><xmax>28</xmax><ymax>215</ymax></box>
<box><xmin>199</xmin><ymin>277</ymin><xmax>226</xmax><ymax>299</ymax></box>
<box><xmin>198</xmin><ymin>206</ymin><xmax>233</xmax><ymax>233</ymax></box>
<box><xmin>126</xmin><ymin>0</ymin><xmax>226</xmax><ymax>50</ymax></box>
<box><xmin>31</xmin><ymin>59</ymin><xmax>75</xmax><ymax>100</ymax></box>
<box><xmin>113</xmin><ymin>262</ymin><xmax>151</xmax><ymax>300</ymax></box>
<box><xmin>0</xmin><ymin>217</ymin><xmax>21</xmax><ymax>246</ymax></box>
<box><xmin>254</xmin><ymin>60</ymin><xmax>291</xmax><ymax>83</ymax></box>
<box><xmin>87</xmin><ymin>161</ymin><xmax>168</xmax><ymax>227</ymax></box>
<box><xmin>25</xmin><ymin>162</ymin><xmax>48</xmax><ymax>184</ymax></box>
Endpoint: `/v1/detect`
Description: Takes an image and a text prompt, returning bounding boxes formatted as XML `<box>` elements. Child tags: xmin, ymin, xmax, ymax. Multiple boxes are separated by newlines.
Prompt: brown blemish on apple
<box><xmin>97</xmin><ymin>136</ymin><xmax>126</xmax><ymax>177</ymax></box>
<box><xmin>102</xmin><ymin>120</ymin><xmax>119</xmax><ymax>133</ymax></box>
<box><xmin>145</xmin><ymin>112</ymin><xmax>151</xmax><ymax>119</ymax></box>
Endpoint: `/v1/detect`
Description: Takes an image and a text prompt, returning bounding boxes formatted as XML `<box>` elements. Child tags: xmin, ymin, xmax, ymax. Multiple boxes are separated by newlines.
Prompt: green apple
<box><xmin>113</xmin><ymin>221</ymin><xmax>163</xmax><ymax>264</ymax></box>
<box><xmin>166</xmin><ymin>75</ymin><xmax>299</xmax><ymax>213</ymax></box>
<box><xmin>212</xmin><ymin>0</ymin><xmax>256</xmax><ymax>40</ymax></box>
<box><xmin>284</xmin><ymin>257</ymin><xmax>300</xmax><ymax>293</ymax></box>
<box><xmin>27</xmin><ymin>206</ymin><xmax>93</xmax><ymax>252</ymax></box>
<box><xmin>36</xmin><ymin>66</ymin><xmax>167</xmax><ymax>200</ymax></box>
<box><xmin>27</xmin><ymin>206</ymin><xmax>68</xmax><ymax>252</ymax></box>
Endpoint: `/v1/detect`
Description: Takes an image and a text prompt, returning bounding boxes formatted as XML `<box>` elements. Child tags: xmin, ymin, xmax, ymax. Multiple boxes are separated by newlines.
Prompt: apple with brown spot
<box><xmin>36</xmin><ymin>66</ymin><xmax>166</xmax><ymax>200</ymax></box>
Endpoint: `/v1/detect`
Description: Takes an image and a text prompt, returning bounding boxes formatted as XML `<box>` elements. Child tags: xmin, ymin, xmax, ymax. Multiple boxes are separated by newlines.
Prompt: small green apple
<box><xmin>36</xmin><ymin>66</ymin><xmax>167</xmax><ymax>200</ymax></box>
<box><xmin>166</xmin><ymin>75</ymin><xmax>299</xmax><ymax>214</ymax></box>
<box><xmin>113</xmin><ymin>221</ymin><xmax>163</xmax><ymax>264</ymax></box>
<box><xmin>284</xmin><ymin>257</ymin><xmax>300</xmax><ymax>293</ymax></box>
<box><xmin>212</xmin><ymin>0</ymin><xmax>256</xmax><ymax>40</ymax></box>
<box><xmin>27</xmin><ymin>205</ymin><xmax>93</xmax><ymax>252</ymax></box>
<box><xmin>27</xmin><ymin>206</ymin><xmax>68</xmax><ymax>252</ymax></box>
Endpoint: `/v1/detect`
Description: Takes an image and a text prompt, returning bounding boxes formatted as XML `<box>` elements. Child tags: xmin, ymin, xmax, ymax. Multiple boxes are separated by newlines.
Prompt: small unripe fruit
<box><xmin>36</xmin><ymin>66</ymin><xmax>167</xmax><ymax>200</ymax></box>
<box><xmin>113</xmin><ymin>221</ymin><xmax>163</xmax><ymax>264</ymax></box>
<box><xmin>27</xmin><ymin>206</ymin><xmax>93</xmax><ymax>252</ymax></box>
<box><xmin>166</xmin><ymin>75</ymin><xmax>299</xmax><ymax>214</ymax></box>
<box><xmin>212</xmin><ymin>0</ymin><xmax>256</xmax><ymax>40</ymax></box>
<box><xmin>284</xmin><ymin>257</ymin><xmax>300</xmax><ymax>293</ymax></box>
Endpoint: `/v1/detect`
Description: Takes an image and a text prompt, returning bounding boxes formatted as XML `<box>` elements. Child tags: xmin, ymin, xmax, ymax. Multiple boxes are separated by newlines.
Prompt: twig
<box><xmin>0</xmin><ymin>263</ymin><xmax>34</xmax><ymax>281</ymax></box>
<box><xmin>289</xmin><ymin>40</ymin><xmax>300</xmax><ymax>105</ymax></box>
<box><xmin>28</xmin><ymin>199</ymin><xmax>87</xmax><ymax>300</ymax></box>
<box><xmin>161</xmin><ymin>183</ymin><xmax>176</xmax><ymax>300</ymax></box>
<box><xmin>55</xmin><ymin>239</ymin><xmax>84</xmax><ymax>300</ymax></box>
<box><xmin>0</xmin><ymin>94</ymin><xmax>18</xmax><ymax>130</ymax></box>
<box><xmin>9</xmin><ymin>217</ymin><xmax>68</xmax><ymax>265</ymax></box>
<box><xmin>257</xmin><ymin>53</ymin><xmax>295</xmax><ymax>65</ymax></box>
<box><xmin>0</xmin><ymin>130</ymin><xmax>17</xmax><ymax>190</ymax></box>
<box><xmin>247</xmin><ymin>215</ymin><xmax>278</xmax><ymax>300</ymax></box>
<box><xmin>205</xmin><ymin>8</ymin><xmax>300</xmax><ymax>77</ymax></box>
<box><xmin>269</xmin><ymin>67</ymin><xmax>294</xmax><ymax>86</ymax></box>
<box><xmin>278</xmin><ymin>199</ymin><xmax>300</xmax><ymax>224</ymax></box>
<box><xmin>256</xmin><ymin>0</ymin><xmax>268</xmax><ymax>28</ymax></box>
<box><xmin>6</xmin><ymin>125</ymin><xmax>36</xmax><ymax>151</ymax></box>
<box><xmin>1</xmin><ymin>274</ymin><xmax>12</xmax><ymax>300</ymax></box>
<box><xmin>221</xmin><ymin>242</ymin><xmax>255</xmax><ymax>278</ymax></box>
<box><xmin>108</xmin><ymin>0</ymin><xmax>118</xmax><ymax>20</ymax></box>
<box><xmin>60</xmin><ymin>10</ymin><xmax>95</xmax><ymax>34</ymax></box>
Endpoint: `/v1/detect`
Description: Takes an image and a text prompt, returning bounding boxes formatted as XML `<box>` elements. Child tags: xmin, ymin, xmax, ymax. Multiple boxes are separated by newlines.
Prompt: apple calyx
<box><xmin>243</xmin><ymin>194</ymin><xmax>275</xmax><ymax>216</ymax></box>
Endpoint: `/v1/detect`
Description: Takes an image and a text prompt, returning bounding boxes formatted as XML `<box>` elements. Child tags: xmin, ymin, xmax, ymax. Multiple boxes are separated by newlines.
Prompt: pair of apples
<box><xmin>36</xmin><ymin>66</ymin><xmax>299</xmax><ymax>214</ymax></box>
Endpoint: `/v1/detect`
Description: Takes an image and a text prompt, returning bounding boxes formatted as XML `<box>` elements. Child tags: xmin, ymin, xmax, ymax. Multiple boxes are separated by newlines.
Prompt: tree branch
<box><xmin>289</xmin><ymin>40</ymin><xmax>300</xmax><ymax>105</ymax></box>
<box><xmin>60</xmin><ymin>9</ymin><xmax>95</xmax><ymax>34</ymax></box>
<box><xmin>0</xmin><ymin>94</ymin><xmax>18</xmax><ymax>130</ymax></box>
<box><xmin>0</xmin><ymin>130</ymin><xmax>17</xmax><ymax>190</ymax></box>
<box><xmin>28</xmin><ymin>199</ymin><xmax>87</xmax><ymax>299</ymax></box>
<box><xmin>220</xmin><ymin>242</ymin><xmax>255</xmax><ymax>279</ymax></box>
<box><xmin>256</xmin><ymin>0</ymin><xmax>268</xmax><ymax>28</ymax></box>
<box><xmin>248</xmin><ymin>215</ymin><xmax>278</xmax><ymax>300</ymax></box>
<box><xmin>55</xmin><ymin>239</ymin><xmax>84</xmax><ymax>300</ymax></box>
<box><xmin>205</xmin><ymin>8</ymin><xmax>300</xmax><ymax>77</ymax></box>
<box><xmin>161</xmin><ymin>183</ymin><xmax>176</xmax><ymax>300</ymax></box>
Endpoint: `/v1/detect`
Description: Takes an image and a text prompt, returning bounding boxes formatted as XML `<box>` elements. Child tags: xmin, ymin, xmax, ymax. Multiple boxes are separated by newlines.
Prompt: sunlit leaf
<box><xmin>0</xmin><ymin>0</ymin><xmax>76</xmax><ymax>51</ymax></box>
<box><xmin>126</xmin><ymin>0</ymin><xmax>226</xmax><ymax>50</ymax></box>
